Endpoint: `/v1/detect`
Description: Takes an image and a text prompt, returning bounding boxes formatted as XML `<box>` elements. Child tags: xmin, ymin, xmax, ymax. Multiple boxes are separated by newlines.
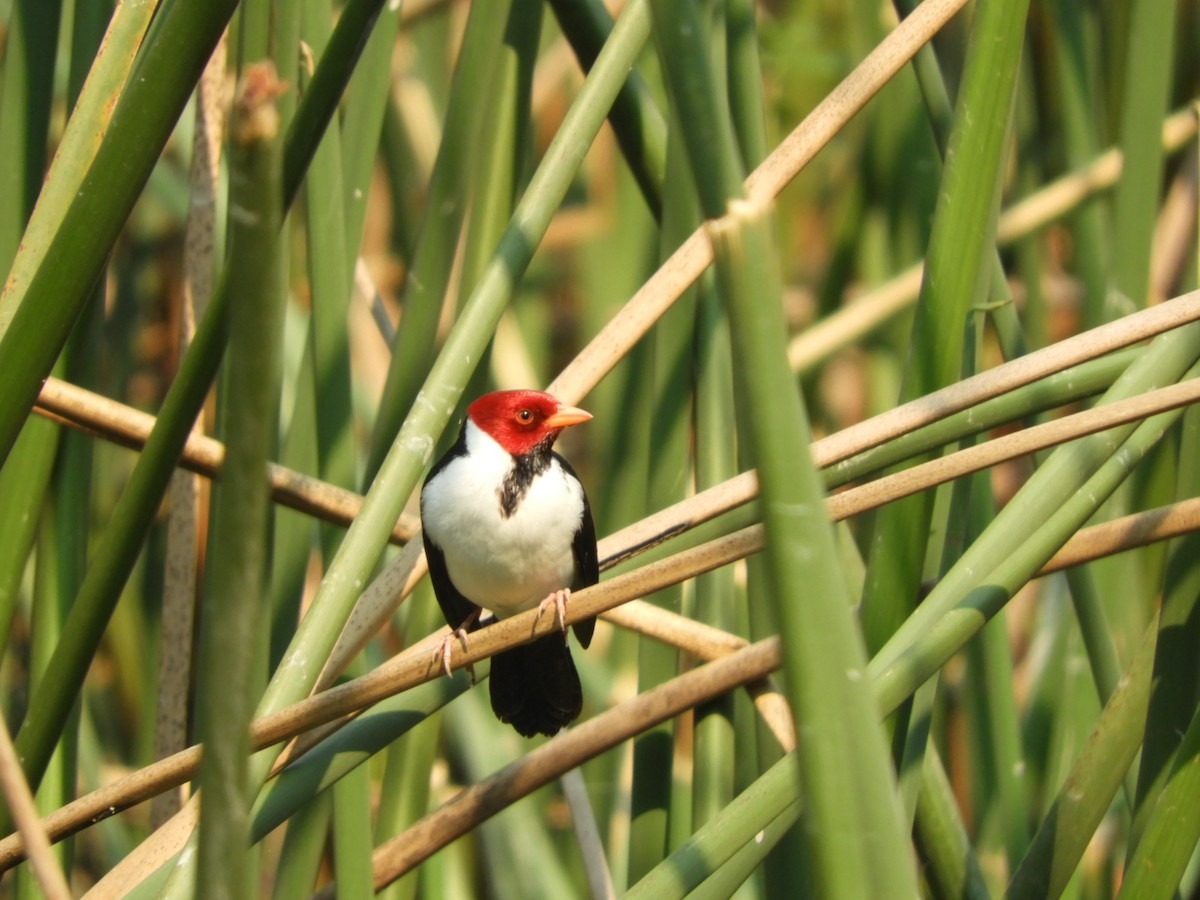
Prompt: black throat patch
<box><xmin>498</xmin><ymin>439</ymin><xmax>554</xmax><ymax>518</ymax></box>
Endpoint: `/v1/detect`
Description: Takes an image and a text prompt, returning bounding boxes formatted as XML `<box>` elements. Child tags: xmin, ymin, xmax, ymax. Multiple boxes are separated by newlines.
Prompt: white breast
<box><xmin>421</xmin><ymin>421</ymin><xmax>585</xmax><ymax>618</ymax></box>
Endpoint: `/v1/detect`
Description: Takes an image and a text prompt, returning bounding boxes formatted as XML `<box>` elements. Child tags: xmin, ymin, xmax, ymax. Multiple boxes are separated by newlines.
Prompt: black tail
<box><xmin>489</xmin><ymin>634</ymin><xmax>582</xmax><ymax>737</ymax></box>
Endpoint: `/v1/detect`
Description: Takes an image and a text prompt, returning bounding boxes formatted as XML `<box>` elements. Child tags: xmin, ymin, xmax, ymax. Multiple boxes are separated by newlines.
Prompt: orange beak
<box><xmin>543</xmin><ymin>404</ymin><xmax>592</xmax><ymax>429</ymax></box>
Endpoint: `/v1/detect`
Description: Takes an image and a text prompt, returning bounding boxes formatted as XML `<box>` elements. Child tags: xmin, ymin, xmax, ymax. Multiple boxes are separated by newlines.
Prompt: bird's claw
<box><xmin>433</xmin><ymin>627</ymin><xmax>475</xmax><ymax>681</ymax></box>
<box><xmin>536</xmin><ymin>588</ymin><xmax>572</xmax><ymax>636</ymax></box>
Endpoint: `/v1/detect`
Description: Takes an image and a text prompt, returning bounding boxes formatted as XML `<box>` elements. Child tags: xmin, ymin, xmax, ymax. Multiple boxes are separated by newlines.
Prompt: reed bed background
<box><xmin>0</xmin><ymin>0</ymin><xmax>1198</xmax><ymax>897</ymax></box>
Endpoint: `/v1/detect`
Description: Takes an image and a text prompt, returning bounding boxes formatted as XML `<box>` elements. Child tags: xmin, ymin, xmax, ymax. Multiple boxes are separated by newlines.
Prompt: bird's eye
<box><xmin>515</xmin><ymin>409</ymin><xmax>533</xmax><ymax>424</ymax></box>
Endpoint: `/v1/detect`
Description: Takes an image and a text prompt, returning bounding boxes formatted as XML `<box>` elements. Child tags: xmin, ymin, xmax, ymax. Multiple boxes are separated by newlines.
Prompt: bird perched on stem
<box><xmin>420</xmin><ymin>390</ymin><xmax>598</xmax><ymax>737</ymax></box>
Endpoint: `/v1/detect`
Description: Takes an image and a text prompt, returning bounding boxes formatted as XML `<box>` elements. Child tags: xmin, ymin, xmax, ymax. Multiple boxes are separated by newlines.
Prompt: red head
<box><xmin>466</xmin><ymin>390</ymin><xmax>592</xmax><ymax>456</ymax></box>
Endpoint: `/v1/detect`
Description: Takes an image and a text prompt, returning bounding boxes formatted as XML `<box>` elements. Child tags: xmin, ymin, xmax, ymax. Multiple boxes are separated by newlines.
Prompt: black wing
<box><xmin>422</xmin><ymin>531</ymin><xmax>482</xmax><ymax>633</ymax></box>
<box><xmin>557</xmin><ymin>452</ymin><xmax>598</xmax><ymax>649</ymax></box>
<box><xmin>421</xmin><ymin>427</ymin><xmax>482</xmax><ymax>632</ymax></box>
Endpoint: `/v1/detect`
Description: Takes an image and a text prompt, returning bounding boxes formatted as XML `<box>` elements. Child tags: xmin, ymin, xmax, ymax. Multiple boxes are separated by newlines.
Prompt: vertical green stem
<box><xmin>1007</xmin><ymin>618</ymin><xmax>1158</xmax><ymax>899</ymax></box>
<box><xmin>652</xmin><ymin>2</ymin><xmax>922</xmax><ymax>890</ymax></box>
<box><xmin>1129</xmin><ymin>407</ymin><xmax>1200</xmax><ymax>853</ymax></box>
<box><xmin>302</xmin><ymin>0</ymin><xmax>358</xmax><ymax>551</ymax></box>
<box><xmin>1119</xmin><ymin>700</ymin><xmax>1200</xmax><ymax>899</ymax></box>
<box><xmin>1110</xmin><ymin>0</ymin><xmax>1176</xmax><ymax>308</ymax></box>
<box><xmin>708</xmin><ymin>200</ymin><xmax>919</xmax><ymax>899</ymax></box>
<box><xmin>193</xmin><ymin>63</ymin><xmax>286</xmax><ymax>900</ymax></box>
<box><xmin>0</xmin><ymin>0</ymin><xmax>62</xmax><ymax>272</ymax></box>
<box><xmin>0</xmin><ymin>0</ymin><xmax>240</xmax><ymax>468</ymax></box>
<box><xmin>268</xmin><ymin>796</ymin><xmax>331</xmax><ymax>899</ymax></box>
<box><xmin>859</xmin><ymin>0</ymin><xmax>1032</xmax><ymax>662</ymax></box>
<box><xmin>914</xmin><ymin>746</ymin><xmax>991</xmax><ymax>900</ymax></box>
<box><xmin>691</xmin><ymin>280</ymin><xmax>737</xmax><ymax>833</ymax></box>
<box><xmin>364</xmin><ymin>0</ymin><xmax>515</xmax><ymax>481</ymax></box>
<box><xmin>547</xmin><ymin>0</ymin><xmax>666</xmax><ymax>217</ymax></box>
<box><xmin>331</xmin><ymin>762</ymin><xmax>375</xmax><ymax>896</ymax></box>
<box><xmin>340</xmin><ymin>1</ymin><xmax>402</xmax><ymax>252</ymax></box>
<box><xmin>628</xmin><ymin>104</ymin><xmax>697</xmax><ymax>884</ymax></box>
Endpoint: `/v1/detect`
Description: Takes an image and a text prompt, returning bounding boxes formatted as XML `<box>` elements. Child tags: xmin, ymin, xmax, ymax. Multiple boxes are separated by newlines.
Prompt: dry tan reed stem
<box><xmin>9</xmin><ymin>292</ymin><xmax>1199</xmax><ymax>870</ymax></box>
<box><xmin>603</xmin><ymin>291</ymin><xmax>1200</xmax><ymax>567</ymax></box>
<box><xmin>34</xmin><ymin>375</ymin><xmax>420</xmax><ymax>542</ymax></box>
<box><xmin>327</xmin><ymin>639</ymin><xmax>785</xmax><ymax>895</ymax></box>
<box><xmin>9</xmin><ymin>1</ymin><xmax>1198</xmax><ymax>878</ymax></box>
<box><xmin>0</xmin><ymin>717</ymin><xmax>71</xmax><ymax>899</ymax></box>
<box><xmin>788</xmin><ymin>108</ymin><xmax>1198</xmax><ymax>371</ymax></box>
<box><xmin>6</xmin><ymin>396</ymin><xmax>1199</xmax><ymax>870</ymax></box>
<box><xmin>153</xmin><ymin>31</ymin><xmax>227</xmax><ymax>830</ymax></box>
<box><xmin>546</xmin><ymin>0</ymin><xmax>974</xmax><ymax>405</ymax></box>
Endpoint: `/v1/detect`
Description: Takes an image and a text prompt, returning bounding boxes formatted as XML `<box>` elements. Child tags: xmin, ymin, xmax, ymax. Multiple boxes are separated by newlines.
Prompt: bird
<box><xmin>420</xmin><ymin>389</ymin><xmax>599</xmax><ymax>737</ymax></box>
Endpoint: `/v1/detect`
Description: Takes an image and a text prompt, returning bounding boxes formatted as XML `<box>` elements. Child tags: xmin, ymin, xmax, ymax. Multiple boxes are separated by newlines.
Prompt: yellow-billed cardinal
<box><xmin>420</xmin><ymin>390</ymin><xmax>598</xmax><ymax>737</ymax></box>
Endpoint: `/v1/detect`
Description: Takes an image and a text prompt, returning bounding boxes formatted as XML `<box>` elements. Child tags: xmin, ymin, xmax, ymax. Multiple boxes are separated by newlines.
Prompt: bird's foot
<box><xmin>433</xmin><ymin>627</ymin><xmax>476</xmax><ymax>682</ymax></box>
<box><xmin>536</xmin><ymin>588</ymin><xmax>572</xmax><ymax>637</ymax></box>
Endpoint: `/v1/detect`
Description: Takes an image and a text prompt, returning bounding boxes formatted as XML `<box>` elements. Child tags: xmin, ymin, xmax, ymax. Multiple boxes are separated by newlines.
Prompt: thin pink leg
<box><xmin>536</xmin><ymin>588</ymin><xmax>572</xmax><ymax>635</ymax></box>
<box><xmin>432</xmin><ymin>609</ymin><xmax>481</xmax><ymax>678</ymax></box>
